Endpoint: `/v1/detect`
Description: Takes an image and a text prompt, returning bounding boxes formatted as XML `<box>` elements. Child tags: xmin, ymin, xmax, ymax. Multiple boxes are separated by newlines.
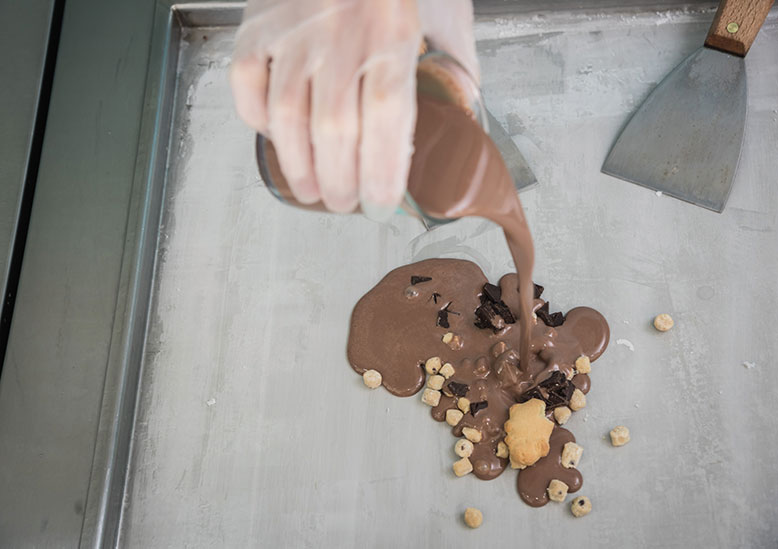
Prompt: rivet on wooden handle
<box><xmin>705</xmin><ymin>0</ymin><xmax>774</xmax><ymax>56</ymax></box>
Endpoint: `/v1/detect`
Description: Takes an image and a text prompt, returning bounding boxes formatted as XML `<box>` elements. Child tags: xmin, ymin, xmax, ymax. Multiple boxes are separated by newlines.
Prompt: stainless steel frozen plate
<box><xmin>79</xmin><ymin>3</ymin><xmax>778</xmax><ymax>548</ymax></box>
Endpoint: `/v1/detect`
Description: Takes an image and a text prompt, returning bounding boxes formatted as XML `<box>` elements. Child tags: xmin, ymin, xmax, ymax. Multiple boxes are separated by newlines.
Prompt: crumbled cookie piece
<box><xmin>425</xmin><ymin>356</ymin><xmax>442</xmax><ymax>375</ymax></box>
<box><xmin>569</xmin><ymin>388</ymin><xmax>586</xmax><ymax>411</ymax></box>
<box><xmin>457</xmin><ymin>397</ymin><xmax>471</xmax><ymax>414</ymax></box>
<box><xmin>609</xmin><ymin>425</ymin><xmax>631</xmax><ymax>447</ymax></box>
<box><xmin>427</xmin><ymin>374</ymin><xmax>445</xmax><ymax>390</ymax></box>
<box><xmin>442</xmin><ymin>332</ymin><xmax>454</xmax><ymax>344</ymax></box>
<box><xmin>653</xmin><ymin>313</ymin><xmax>674</xmax><ymax>332</ymax></box>
<box><xmin>446</xmin><ymin>409</ymin><xmax>464</xmax><ymax>426</ymax></box>
<box><xmin>547</xmin><ymin>479</ymin><xmax>569</xmax><ymax>503</ymax></box>
<box><xmin>463</xmin><ymin>507</ymin><xmax>483</xmax><ymax>529</ymax></box>
<box><xmin>491</xmin><ymin>341</ymin><xmax>508</xmax><ymax>357</ymax></box>
<box><xmin>462</xmin><ymin>427</ymin><xmax>482</xmax><ymax>443</ymax></box>
<box><xmin>442</xmin><ymin>332</ymin><xmax>463</xmax><ymax>350</ymax></box>
<box><xmin>570</xmin><ymin>496</ymin><xmax>591</xmax><ymax>517</ymax></box>
<box><xmin>575</xmin><ymin>355</ymin><xmax>591</xmax><ymax>374</ymax></box>
<box><xmin>421</xmin><ymin>388</ymin><xmax>441</xmax><ymax>407</ymax></box>
<box><xmin>453</xmin><ymin>457</ymin><xmax>473</xmax><ymax>477</ymax></box>
<box><xmin>561</xmin><ymin>441</ymin><xmax>583</xmax><ymax>469</ymax></box>
<box><xmin>503</xmin><ymin>398</ymin><xmax>554</xmax><ymax>468</ymax></box>
<box><xmin>362</xmin><ymin>369</ymin><xmax>382</xmax><ymax>389</ymax></box>
<box><xmin>496</xmin><ymin>441</ymin><xmax>509</xmax><ymax>459</ymax></box>
<box><xmin>440</xmin><ymin>362</ymin><xmax>455</xmax><ymax>379</ymax></box>
<box><xmin>553</xmin><ymin>406</ymin><xmax>572</xmax><ymax>425</ymax></box>
<box><xmin>455</xmin><ymin>438</ymin><xmax>474</xmax><ymax>458</ymax></box>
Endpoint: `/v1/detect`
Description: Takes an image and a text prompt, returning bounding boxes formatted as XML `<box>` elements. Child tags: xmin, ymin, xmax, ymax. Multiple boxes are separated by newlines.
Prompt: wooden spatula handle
<box><xmin>705</xmin><ymin>0</ymin><xmax>774</xmax><ymax>56</ymax></box>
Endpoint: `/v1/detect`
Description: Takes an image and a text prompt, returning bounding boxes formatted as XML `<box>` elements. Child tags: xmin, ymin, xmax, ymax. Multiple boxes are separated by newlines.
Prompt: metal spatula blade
<box><xmin>486</xmin><ymin>110</ymin><xmax>538</xmax><ymax>192</ymax></box>
<box><xmin>602</xmin><ymin>47</ymin><xmax>746</xmax><ymax>212</ymax></box>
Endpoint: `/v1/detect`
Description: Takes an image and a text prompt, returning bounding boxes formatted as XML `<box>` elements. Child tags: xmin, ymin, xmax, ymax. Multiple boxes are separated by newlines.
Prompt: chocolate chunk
<box><xmin>536</xmin><ymin>302</ymin><xmax>565</xmax><ymax>328</ymax></box>
<box><xmin>448</xmin><ymin>381</ymin><xmax>469</xmax><ymax>398</ymax></box>
<box><xmin>431</xmin><ymin>292</ymin><xmax>441</xmax><ymax>304</ymax></box>
<box><xmin>533</xmin><ymin>283</ymin><xmax>544</xmax><ymax>299</ymax></box>
<box><xmin>436</xmin><ymin>309</ymin><xmax>450</xmax><ymax>329</ymax></box>
<box><xmin>474</xmin><ymin>298</ymin><xmax>516</xmax><ymax>332</ymax></box>
<box><xmin>470</xmin><ymin>401</ymin><xmax>488</xmax><ymax>416</ymax></box>
<box><xmin>481</xmin><ymin>283</ymin><xmax>502</xmax><ymax>303</ymax></box>
<box><xmin>411</xmin><ymin>275</ymin><xmax>432</xmax><ymax>285</ymax></box>
<box><xmin>518</xmin><ymin>371</ymin><xmax>575</xmax><ymax>410</ymax></box>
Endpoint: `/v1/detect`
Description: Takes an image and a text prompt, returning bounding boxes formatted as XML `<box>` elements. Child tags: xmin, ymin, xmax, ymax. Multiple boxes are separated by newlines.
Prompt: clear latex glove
<box><xmin>231</xmin><ymin>0</ymin><xmax>478</xmax><ymax>218</ymax></box>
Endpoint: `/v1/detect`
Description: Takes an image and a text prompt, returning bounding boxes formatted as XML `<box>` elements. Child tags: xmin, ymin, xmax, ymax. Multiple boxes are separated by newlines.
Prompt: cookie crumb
<box><xmin>547</xmin><ymin>479</ymin><xmax>569</xmax><ymax>502</ymax></box>
<box><xmin>575</xmin><ymin>355</ymin><xmax>591</xmax><ymax>374</ymax></box>
<box><xmin>570</xmin><ymin>496</ymin><xmax>591</xmax><ymax>517</ymax></box>
<box><xmin>491</xmin><ymin>341</ymin><xmax>508</xmax><ymax>357</ymax></box>
<box><xmin>463</xmin><ymin>507</ymin><xmax>483</xmax><ymax>528</ymax></box>
<box><xmin>453</xmin><ymin>457</ymin><xmax>473</xmax><ymax>477</ymax></box>
<box><xmin>440</xmin><ymin>362</ymin><xmax>456</xmax><ymax>379</ymax></box>
<box><xmin>554</xmin><ymin>406</ymin><xmax>572</xmax><ymax>425</ymax></box>
<box><xmin>421</xmin><ymin>388</ymin><xmax>441</xmax><ymax>407</ymax></box>
<box><xmin>569</xmin><ymin>388</ymin><xmax>587</xmax><ymax>411</ymax></box>
<box><xmin>561</xmin><ymin>441</ymin><xmax>583</xmax><ymax>469</ymax></box>
<box><xmin>653</xmin><ymin>313</ymin><xmax>674</xmax><ymax>332</ymax></box>
<box><xmin>427</xmin><ymin>374</ymin><xmax>445</xmax><ymax>390</ymax></box>
<box><xmin>457</xmin><ymin>397</ymin><xmax>471</xmax><ymax>414</ymax></box>
<box><xmin>362</xmin><ymin>370</ymin><xmax>382</xmax><ymax>389</ymax></box>
<box><xmin>455</xmin><ymin>438</ymin><xmax>474</xmax><ymax>458</ymax></box>
<box><xmin>462</xmin><ymin>427</ymin><xmax>482</xmax><ymax>443</ymax></box>
<box><xmin>446</xmin><ymin>408</ymin><xmax>464</xmax><ymax>426</ymax></box>
<box><xmin>442</xmin><ymin>332</ymin><xmax>454</xmax><ymax>344</ymax></box>
<box><xmin>609</xmin><ymin>425</ymin><xmax>631</xmax><ymax>447</ymax></box>
<box><xmin>425</xmin><ymin>357</ymin><xmax>442</xmax><ymax>375</ymax></box>
<box><xmin>496</xmin><ymin>441</ymin><xmax>509</xmax><ymax>459</ymax></box>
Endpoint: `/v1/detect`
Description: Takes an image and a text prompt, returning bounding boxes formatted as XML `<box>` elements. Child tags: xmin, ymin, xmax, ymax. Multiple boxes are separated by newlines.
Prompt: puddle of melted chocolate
<box><xmin>347</xmin><ymin>258</ymin><xmax>609</xmax><ymax>504</ymax></box>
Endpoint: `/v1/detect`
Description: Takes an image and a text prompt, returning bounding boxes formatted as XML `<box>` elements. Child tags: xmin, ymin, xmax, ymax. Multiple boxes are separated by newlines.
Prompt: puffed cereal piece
<box><xmin>462</xmin><ymin>427</ymin><xmax>482</xmax><ymax>443</ymax></box>
<box><xmin>455</xmin><ymin>438</ymin><xmax>474</xmax><ymax>458</ymax></box>
<box><xmin>362</xmin><ymin>370</ymin><xmax>382</xmax><ymax>389</ymax></box>
<box><xmin>425</xmin><ymin>356</ymin><xmax>442</xmax><ymax>375</ymax></box>
<box><xmin>453</xmin><ymin>457</ymin><xmax>473</xmax><ymax>477</ymax></box>
<box><xmin>653</xmin><ymin>313</ymin><xmax>674</xmax><ymax>332</ymax></box>
<box><xmin>569</xmin><ymin>389</ymin><xmax>587</xmax><ymax>411</ymax></box>
<box><xmin>575</xmin><ymin>355</ymin><xmax>591</xmax><ymax>374</ymax></box>
<box><xmin>427</xmin><ymin>374</ymin><xmax>445</xmax><ymax>390</ymax></box>
<box><xmin>446</xmin><ymin>408</ymin><xmax>464</xmax><ymax>426</ymax></box>
<box><xmin>440</xmin><ymin>362</ymin><xmax>455</xmax><ymax>379</ymax></box>
<box><xmin>547</xmin><ymin>479</ymin><xmax>569</xmax><ymax>503</ymax></box>
<box><xmin>496</xmin><ymin>441</ymin><xmax>509</xmax><ymax>459</ymax></box>
<box><xmin>609</xmin><ymin>425</ymin><xmax>631</xmax><ymax>447</ymax></box>
<box><xmin>463</xmin><ymin>507</ymin><xmax>483</xmax><ymax>529</ymax></box>
<box><xmin>553</xmin><ymin>406</ymin><xmax>572</xmax><ymax>425</ymax></box>
<box><xmin>421</xmin><ymin>388</ymin><xmax>441</xmax><ymax>407</ymax></box>
<box><xmin>561</xmin><ymin>441</ymin><xmax>583</xmax><ymax>469</ymax></box>
<box><xmin>457</xmin><ymin>397</ymin><xmax>471</xmax><ymax>414</ymax></box>
<box><xmin>570</xmin><ymin>496</ymin><xmax>592</xmax><ymax>517</ymax></box>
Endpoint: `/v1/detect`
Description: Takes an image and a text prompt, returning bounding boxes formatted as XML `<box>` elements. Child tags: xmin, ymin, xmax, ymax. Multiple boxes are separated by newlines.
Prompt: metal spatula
<box><xmin>602</xmin><ymin>0</ymin><xmax>774</xmax><ymax>212</ymax></box>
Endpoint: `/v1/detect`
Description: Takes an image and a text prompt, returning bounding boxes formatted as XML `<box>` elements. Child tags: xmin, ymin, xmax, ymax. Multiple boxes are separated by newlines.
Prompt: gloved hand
<box><xmin>230</xmin><ymin>0</ymin><xmax>478</xmax><ymax>220</ymax></box>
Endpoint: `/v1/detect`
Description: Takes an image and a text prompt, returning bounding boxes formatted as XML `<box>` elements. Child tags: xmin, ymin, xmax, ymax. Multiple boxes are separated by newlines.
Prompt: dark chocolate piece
<box><xmin>447</xmin><ymin>381</ymin><xmax>469</xmax><ymax>398</ymax></box>
<box><xmin>517</xmin><ymin>371</ymin><xmax>575</xmax><ymax>410</ymax></box>
<box><xmin>431</xmin><ymin>292</ymin><xmax>441</xmax><ymax>304</ymax></box>
<box><xmin>533</xmin><ymin>283</ymin><xmax>544</xmax><ymax>299</ymax></box>
<box><xmin>411</xmin><ymin>275</ymin><xmax>432</xmax><ymax>285</ymax></box>
<box><xmin>436</xmin><ymin>309</ymin><xmax>450</xmax><ymax>328</ymax></box>
<box><xmin>482</xmin><ymin>283</ymin><xmax>502</xmax><ymax>303</ymax></box>
<box><xmin>536</xmin><ymin>302</ymin><xmax>565</xmax><ymax>328</ymax></box>
<box><xmin>470</xmin><ymin>401</ymin><xmax>488</xmax><ymax>416</ymax></box>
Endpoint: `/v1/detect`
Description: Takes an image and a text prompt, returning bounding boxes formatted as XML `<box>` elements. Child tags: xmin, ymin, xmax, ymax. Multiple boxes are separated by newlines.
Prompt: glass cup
<box><xmin>255</xmin><ymin>51</ymin><xmax>488</xmax><ymax>229</ymax></box>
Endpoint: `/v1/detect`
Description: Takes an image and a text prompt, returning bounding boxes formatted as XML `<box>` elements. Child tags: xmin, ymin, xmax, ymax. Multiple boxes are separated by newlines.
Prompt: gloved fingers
<box><xmin>230</xmin><ymin>53</ymin><xmax>271</xmax><ymax>134</ymax></box>
<box><xmin>310</xmin><ymin>65</ymin><xmax>361</xmax><ymax>213</ymax></box>
<box><xmin>358</xmin><ymin>47</ymin><xmax>418</xmax><ymax>219</ymax></box>
<box><xmin>266</xmin><ymin>49</ymin><xmax>319</xmax><ymax>204</ymax></box>
<box><xmin>418</xmin><ymin>0</ymin><xmax>480</xmax><ymax>84</ymax></box>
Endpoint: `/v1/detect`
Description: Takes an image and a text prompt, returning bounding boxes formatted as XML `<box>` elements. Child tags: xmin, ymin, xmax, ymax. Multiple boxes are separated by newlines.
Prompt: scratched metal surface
<box><xmin>120</xmin><ymin>6</ymin><xmax>778</xmax><ymax>548</ymax></box>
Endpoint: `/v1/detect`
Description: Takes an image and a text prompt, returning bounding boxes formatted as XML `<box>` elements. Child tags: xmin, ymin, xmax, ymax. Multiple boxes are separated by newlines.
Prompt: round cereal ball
<box><xmin>653</xmin><ymin>313</ymin><xmax>674</xmax><ymax>332</ymax></box>
<box><xmin>463</xmin><ymin>507</ymin><xmax>483</xmax><ymax>529</ymax></box>
<box><xmin>571</xmin><ymin>496</ymin><xmax>592</xmax><ymax>517</ymax></box>
<box><xmin>362</xmin><ymin>369</ymin><xmax>382</xmax><ymax>389</ymax></box>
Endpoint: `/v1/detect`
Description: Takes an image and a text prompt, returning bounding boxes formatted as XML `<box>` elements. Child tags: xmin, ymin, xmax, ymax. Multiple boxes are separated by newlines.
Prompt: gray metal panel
<box><xmin>0</xmin><ymin>0</ymin><xmax>156</xmax><ymax>546</ymax></box>
<box><xmin>0</xmin><ymin>0</ymin><xmax>54</xmax><ymax>312</ymax></box>
<box><xmin>118</xmin><ymin>5</ymin><xmax>778</xmax><ymax>549</ymax></box>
